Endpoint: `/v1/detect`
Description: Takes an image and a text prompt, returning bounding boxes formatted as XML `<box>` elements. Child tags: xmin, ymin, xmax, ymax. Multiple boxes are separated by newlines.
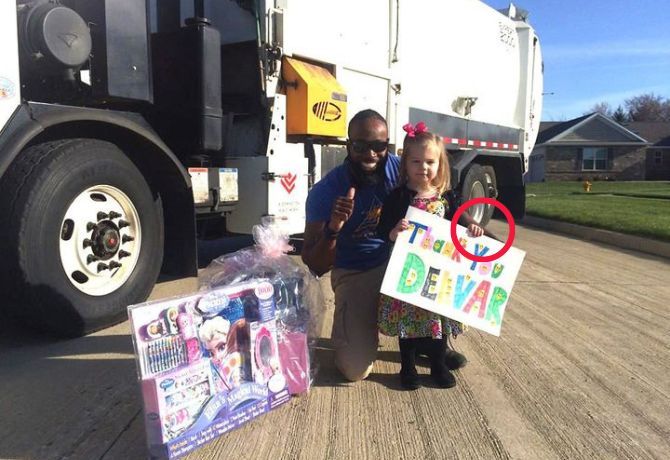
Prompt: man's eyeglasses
<box><xmin>349</xmin><ymin>140</ymin><xmax>389</xmax><ymax>154</ymax></box>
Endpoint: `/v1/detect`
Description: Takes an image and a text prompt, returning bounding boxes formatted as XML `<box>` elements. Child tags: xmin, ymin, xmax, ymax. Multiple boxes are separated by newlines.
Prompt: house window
<box><xmin>582</xmin><ymin>147</ymin><xmax>608</xmax><ymax>170</ymax></box>
<box><xmin>655</xmin><ymin>151</ymin><xmax>663</xmax><ymax>165</ymax></box>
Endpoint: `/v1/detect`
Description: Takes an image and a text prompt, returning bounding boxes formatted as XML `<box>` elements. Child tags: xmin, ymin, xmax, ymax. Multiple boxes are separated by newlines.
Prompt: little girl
<box><xmin>377</xmin><ymin>121</ymin><xmax>488</xmax><ymax>390</ymax></box>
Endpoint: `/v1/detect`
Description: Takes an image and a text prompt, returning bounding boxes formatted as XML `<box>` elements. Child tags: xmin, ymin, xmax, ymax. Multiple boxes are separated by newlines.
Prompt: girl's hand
<box><xmin>390</xmin><ymin>218</ymin><xmax>409</xmax><ymax>242</ymax></box>
<box><xmin>468</xmin><ymin>223</ymin><xmax>484</xmax><ymax>237</ymax></box>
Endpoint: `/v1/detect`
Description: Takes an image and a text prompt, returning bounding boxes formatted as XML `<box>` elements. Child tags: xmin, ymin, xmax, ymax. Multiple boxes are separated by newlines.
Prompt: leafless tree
<box><xmin>625</xmin><ymin>93</ymin><xmax>670</xmax><ymax>122</ymax></box>
<box><xmin>586</xmin><ymin>101</ymin><xmax>613</xmax><ymax>117</ymax></box>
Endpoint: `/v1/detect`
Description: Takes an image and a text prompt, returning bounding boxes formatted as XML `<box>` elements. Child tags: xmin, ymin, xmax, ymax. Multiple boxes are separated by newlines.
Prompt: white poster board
<box><xmin>380</xmin><ymin>207</ymin><xmax>526</xmax><ymax>336</ymax></box>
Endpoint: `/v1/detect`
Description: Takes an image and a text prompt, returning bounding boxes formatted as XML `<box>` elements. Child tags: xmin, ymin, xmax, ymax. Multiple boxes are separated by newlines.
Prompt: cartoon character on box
<box><xmin>199</xmin><ymin>316</ymin><xmax>249</xmax><ymax>391</ymax></box>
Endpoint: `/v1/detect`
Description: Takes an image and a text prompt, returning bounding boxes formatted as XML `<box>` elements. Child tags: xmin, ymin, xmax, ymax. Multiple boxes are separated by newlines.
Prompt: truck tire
<box><xmin>0</xmin><ymin>139</ymin><xmax>163</xmax><ymax>336</ymax></box>
<box><xmin>460</xmin><ymin>163</ymin><xmax>496</xmax><ymax>226</ymax></box>
<box><xmin>482</xmin><ymin>165</ymin><xmax>498</xmax><ymax>224</ymax></box>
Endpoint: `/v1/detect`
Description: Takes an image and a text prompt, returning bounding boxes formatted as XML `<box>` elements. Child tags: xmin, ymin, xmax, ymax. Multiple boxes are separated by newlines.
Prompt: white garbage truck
<box><xmin>0</xmin><ymin>0</ymin><xmax>542</xmax><ymax>336</ymax></box>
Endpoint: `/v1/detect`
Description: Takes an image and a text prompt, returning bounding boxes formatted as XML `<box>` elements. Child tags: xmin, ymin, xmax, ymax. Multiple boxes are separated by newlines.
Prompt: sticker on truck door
<box><xmin>276</xmin><ymin>172</ymin><xmax>302</xmax><ymax>216</ymax></box>
<box><xmin>280</xmin><ymin>172</ymin><xmax>297</xmax><ymax>194</ymax></box>
<box><xmin>267</xmin><ymin>157</ymin><xmax>308</xmax><ymax>235</ymax></box>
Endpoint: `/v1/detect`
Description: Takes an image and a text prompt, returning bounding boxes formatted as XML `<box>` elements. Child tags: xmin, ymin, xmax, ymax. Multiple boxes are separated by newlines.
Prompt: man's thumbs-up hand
<box><xmin>328</xmin><ymin>187</ymin><xmax>356</xmax><ymax>233</ymax></box>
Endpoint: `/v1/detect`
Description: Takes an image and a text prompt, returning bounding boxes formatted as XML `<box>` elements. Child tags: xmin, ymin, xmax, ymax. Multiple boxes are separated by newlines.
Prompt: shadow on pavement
<box><xmin>0</xmin><ymin>332</ymin><xmax>145</xmax><ymax>460</ymax></box>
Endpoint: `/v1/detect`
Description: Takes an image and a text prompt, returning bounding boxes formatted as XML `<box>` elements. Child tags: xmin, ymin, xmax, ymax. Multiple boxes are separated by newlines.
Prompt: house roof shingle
<box><xmin>623</xmin><ymin>122</ymin><xmax>670</xmax><ymax>147</ymax></box>
<box><xmin>536</xmin><ymin>113</ymin><xmax>655</xmax><ymax>145</ymax></box>
<box><xmin>536</xmin><ymin>114</ymin><xmax>592</xmax><ymax>144</ymax></box>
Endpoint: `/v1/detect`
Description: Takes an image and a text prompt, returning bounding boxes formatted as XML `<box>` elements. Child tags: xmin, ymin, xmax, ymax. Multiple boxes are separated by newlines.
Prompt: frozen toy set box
<box><xmin>129</xmin><ymin>220</ymin><xmax>324</xmax><ymax>459</ymax></box>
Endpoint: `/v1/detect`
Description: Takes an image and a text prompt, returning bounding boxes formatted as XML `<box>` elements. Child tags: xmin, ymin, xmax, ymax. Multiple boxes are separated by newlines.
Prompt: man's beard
<box><xmin>345</xmin><ymin>155</ymin><xmax>387</xmax><ymax>188</ymax></box>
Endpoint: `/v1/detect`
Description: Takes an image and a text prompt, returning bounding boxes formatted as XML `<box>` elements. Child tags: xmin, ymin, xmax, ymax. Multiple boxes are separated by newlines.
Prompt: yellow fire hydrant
<box><xmin>583</xmin><ymin>180</ymin><xmax>592</xmax><ymax>192</ymax></box>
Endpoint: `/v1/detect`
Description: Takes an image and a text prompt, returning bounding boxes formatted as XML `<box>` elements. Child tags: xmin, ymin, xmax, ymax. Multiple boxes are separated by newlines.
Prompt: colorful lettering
<box><xmin>441</xmin><ymin>242</ymin><xmax>456</xmax><ymax>258</ymax></box>
<box><xmin>407</xmin><ymin>221</ymin><xmax>428</xmax><ymax>244</ymax></box>
<box><xmin>478</xmin><ymin>262</ymin><xmax>493</xmax><ymax>276</ymax></box>
<box><xmin>462</xmin><ymin>280</ymin><xmax>492</xmax><ymax>318</ymax></box>
<box><xmin>421</xmin><ymin>267</ymin><xmax>441</xmax><ymax>301</ymax></box>
<box><xmin>486</xmin><ymin>287</ymin><xmax>508</xmax><ymax>325</ymax></box>
<box><xmin>491</xmin><ymin>263</ymin><xmax>505</xmax><ymax>279</ymax></box>
<box><xmin>451</xmin><ymin>237</ymin><xmax>469</xmax><ymax>263</ymax></box>
<box><xmin>469</xmin><ymin>244</ymin><xmax>490</xmax><ymax>270</ymax></box>
<box><xmin>396</xmin><ymin>253</ymin><xmax>425</xmax><ymax>294</ymax></box>
<box><xmin>421</xmin><ymin>227</ymin><xmax>434</xmax><ymax>250</ymax></box>
<box><xmin>453</xmin><ymin>275</ymin><xmax>476</xmax><ymax>310</ymax></box>
<box><xmin>436</xmin><ymin>270</ymin><xmax>454</xmax><ymax>305</ymax></box>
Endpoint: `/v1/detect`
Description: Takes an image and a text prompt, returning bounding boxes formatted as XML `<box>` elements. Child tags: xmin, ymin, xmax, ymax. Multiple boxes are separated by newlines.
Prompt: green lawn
<box><xmin>525</xmin><ymin>181</ymin><xmax>670</xmax><ymax>242</ymax></box>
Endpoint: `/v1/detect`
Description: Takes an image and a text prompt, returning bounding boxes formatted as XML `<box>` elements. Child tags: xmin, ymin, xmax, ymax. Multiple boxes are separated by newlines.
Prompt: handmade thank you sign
<box><xmin>380</xmin><ymin>206</ymin><xmax>525</xmax><ymax>336</ymax></box>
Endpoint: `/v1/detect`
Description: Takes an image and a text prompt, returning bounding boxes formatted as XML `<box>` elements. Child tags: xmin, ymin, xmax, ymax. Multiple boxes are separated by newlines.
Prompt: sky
<box><xmin>485</xmin><ymin>0</ymin><xmax>670</xmax><ymax>121</ymax></box>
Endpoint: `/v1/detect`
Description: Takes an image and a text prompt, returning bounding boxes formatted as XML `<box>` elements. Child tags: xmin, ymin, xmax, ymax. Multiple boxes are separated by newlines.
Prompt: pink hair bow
<box><xmin>402</xmin><ymin>121</ymin><xmax>428</xmax><ymax>137</ymax></box>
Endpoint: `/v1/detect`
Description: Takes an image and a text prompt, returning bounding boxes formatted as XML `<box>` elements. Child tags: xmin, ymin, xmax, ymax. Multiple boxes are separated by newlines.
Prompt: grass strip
<box><xmin>525</xmin><ymin>182</ymin><xmax>670</xmax><ymax>242</ymax></box>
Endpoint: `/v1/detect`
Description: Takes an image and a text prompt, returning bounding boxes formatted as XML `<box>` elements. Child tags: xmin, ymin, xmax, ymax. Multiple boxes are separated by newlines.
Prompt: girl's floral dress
<box><xmin>378</xmin><ymin>194</ymin><xmax>466</xmax><ymax>339</ymax></box>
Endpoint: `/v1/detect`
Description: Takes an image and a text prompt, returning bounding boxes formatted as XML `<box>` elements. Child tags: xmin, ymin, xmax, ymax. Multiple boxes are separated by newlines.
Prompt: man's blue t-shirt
<box><xmin>305</xmin><ymin>154</ymin><xmax>400</xmax><ymax>270</ymax></box>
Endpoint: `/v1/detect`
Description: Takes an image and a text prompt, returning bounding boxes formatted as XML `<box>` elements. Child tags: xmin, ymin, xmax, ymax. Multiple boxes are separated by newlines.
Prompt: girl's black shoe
<box><xmin>428</xmin><ymin>337</ymin><xmax>456</xmax><ymax>388</ymax></box>
<box><xmin>444</xmin><ymin>349</ymin><xmax>467</xmax><ymax>370</ymax></box>
<box><xmin>430</xmin><ymin>364</ymin><xmax>456</xmax><ymax>388</ymax></box>
<box><xmin>442</xmin><ymin>335</ymin><xmax>468</xmax><ymax>370</ymax></box>
<box><xmin>400</xmin><ymin>369</ymin><xmax>420</xmax><ymax>390</ymax></box>
<box><xmin>399</xmin><ymin>338</ymin><xmax>421</xmax><ymax>390</ymax></box>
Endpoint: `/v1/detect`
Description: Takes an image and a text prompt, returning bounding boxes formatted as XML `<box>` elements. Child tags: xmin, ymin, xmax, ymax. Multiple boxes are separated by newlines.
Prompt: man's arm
<box><xmin>301</xmin><ymin>221</ymin><xmax>337</xmax><ymax>277</ymax></box>
<box><xmin>301</xmin><ymin>187</ymin><xmax>356</xmax><ymax>276</ymax></box>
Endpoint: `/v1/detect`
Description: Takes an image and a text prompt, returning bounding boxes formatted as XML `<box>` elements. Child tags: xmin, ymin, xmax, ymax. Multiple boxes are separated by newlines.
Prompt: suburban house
<box><xmin>526</xmin><ymin>113</ymin><xmax>670</xmax><ymax>182</ymax></box>
<box><xmin>625</xmin><ymin>121</ymin><xmax>670</xmax><ymax>180</ymax></box>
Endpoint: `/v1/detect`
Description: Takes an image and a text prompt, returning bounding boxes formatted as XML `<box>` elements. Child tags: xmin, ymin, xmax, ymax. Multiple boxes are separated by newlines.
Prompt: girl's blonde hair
<box><xmin>399</xmin><ymin>130</ymin><xmax>451</xmax><ymax>194</ymax></box>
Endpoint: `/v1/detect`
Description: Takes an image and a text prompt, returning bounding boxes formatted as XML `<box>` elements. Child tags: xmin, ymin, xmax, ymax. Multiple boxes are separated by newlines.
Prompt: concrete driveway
<box><xmin>0</xmin><ymin>220</ymin><xmax>668</xmax><ymax>460</ymax></box>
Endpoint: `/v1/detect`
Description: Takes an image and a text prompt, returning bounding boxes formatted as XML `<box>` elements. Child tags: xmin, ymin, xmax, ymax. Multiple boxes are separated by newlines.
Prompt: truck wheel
<box><xmin>460</xmin><ymin>163</ymin><xmax>495</xmax><ymax>226</ymax></box>
<box><xmin>482</xmin><ymin>165</ymin><xmax>498</xmax><ymax>224</ymax></box>
<box><xmin>0</xmin><ymin>139</ymin><xmax>163</xmax><ymax>336</ymax></box>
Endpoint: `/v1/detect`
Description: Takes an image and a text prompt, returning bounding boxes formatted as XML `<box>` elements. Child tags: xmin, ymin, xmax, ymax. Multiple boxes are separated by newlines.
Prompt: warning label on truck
<box><xmin>219</xmin><ymin>168</ymin><xmax>238</xmax><ymax>202</ymax></box>
<box><xmin>188</xmin><ymin>168</ymin><xmax>210</xmax><ymax>205</ymax></box>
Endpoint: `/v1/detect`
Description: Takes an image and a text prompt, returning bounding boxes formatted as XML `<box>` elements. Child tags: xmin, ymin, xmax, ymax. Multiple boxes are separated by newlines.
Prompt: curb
<box><xmin>519</xmin><ymin>215</ymin><xmax>670</xmax><ymax>260</ymax></box>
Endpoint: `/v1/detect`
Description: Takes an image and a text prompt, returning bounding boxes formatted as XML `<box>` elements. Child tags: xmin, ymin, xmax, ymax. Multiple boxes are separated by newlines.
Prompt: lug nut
<box><xmin>118</xmin><ymin>220</ymin><xmax>130</xmax><ymax>229</ymax></box>
<box><xmin>86</xmin><ymin>222</ymin><xmax>96</xmax><ymax>231</ymax></box>
<box><xmin>83</xmin><ymin>238</ymin><xmax>92</xmax><ymax>248</ymax></box>
<box><xmin>87</xmin><ymin>254</ymin><xmax>99</xmax><ymax>264</ymax></box>
<box><xmin>97</xmin><ymin>263</ymin><xmax>109</xmax><ymax>272</ymax></box>
<box><xmin>109</xmin><ymin>261</ymin><xmax>122</xmax><ymax>270</ymax></box>
<box><xmin>97</xmin><ymin>212</ymin><xmax>109</xmax><ymax>221</ymax></box>
<box><xmin>122</xmin><ymin>235</ymin><xmax>135</xmax><ymax>244</ymax></box>
<box><xmin>109</xmin><ymin>211</ymin><xmax>122</xmax><ymax>219</ymax></box>
<box><xmin>119</xmin><ymin>250</ymin><xmax>131</xmax><ymax>259</ymax></box>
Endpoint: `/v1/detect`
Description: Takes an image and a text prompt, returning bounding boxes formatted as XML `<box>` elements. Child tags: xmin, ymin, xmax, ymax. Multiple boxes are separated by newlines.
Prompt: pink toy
<box><xmin>185</xmin><ymin>338</ymin><xmax>202</xmax><ymax>363</ymax></box>
<box><xmin>254</xmin><ymin>325</ymin><xmax>277</xmax><ymax>381</ymax></box>
<box><xmin>277</xmin><ymin>330</ymin><xmax>310</xmax><ymax>395</ymax></box>
<box><xmin>249</xmin><ymin>320</ymin><xmax>280</xmax><ymax>385</ymax></box>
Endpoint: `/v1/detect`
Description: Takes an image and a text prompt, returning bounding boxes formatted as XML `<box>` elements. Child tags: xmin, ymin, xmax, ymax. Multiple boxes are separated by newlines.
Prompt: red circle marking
<box><xmin>450</xmin><ymin>198</ymin><xmax>515</xmax><ymax>262</ymax></box>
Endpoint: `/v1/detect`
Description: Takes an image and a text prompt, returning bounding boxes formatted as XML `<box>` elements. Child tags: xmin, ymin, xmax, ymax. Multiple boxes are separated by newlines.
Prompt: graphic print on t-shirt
<box><xmin>352</xmin><ymin>197</ymin><xmax>383</xmax><ymax>240</ymax></box>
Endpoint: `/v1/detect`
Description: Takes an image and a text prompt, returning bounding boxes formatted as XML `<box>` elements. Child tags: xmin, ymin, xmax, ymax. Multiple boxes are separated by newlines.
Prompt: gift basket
<box><xmin>128</xmin><ymin>218</ymin><xmax>325</xmax><ymax>459</ymax></box>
